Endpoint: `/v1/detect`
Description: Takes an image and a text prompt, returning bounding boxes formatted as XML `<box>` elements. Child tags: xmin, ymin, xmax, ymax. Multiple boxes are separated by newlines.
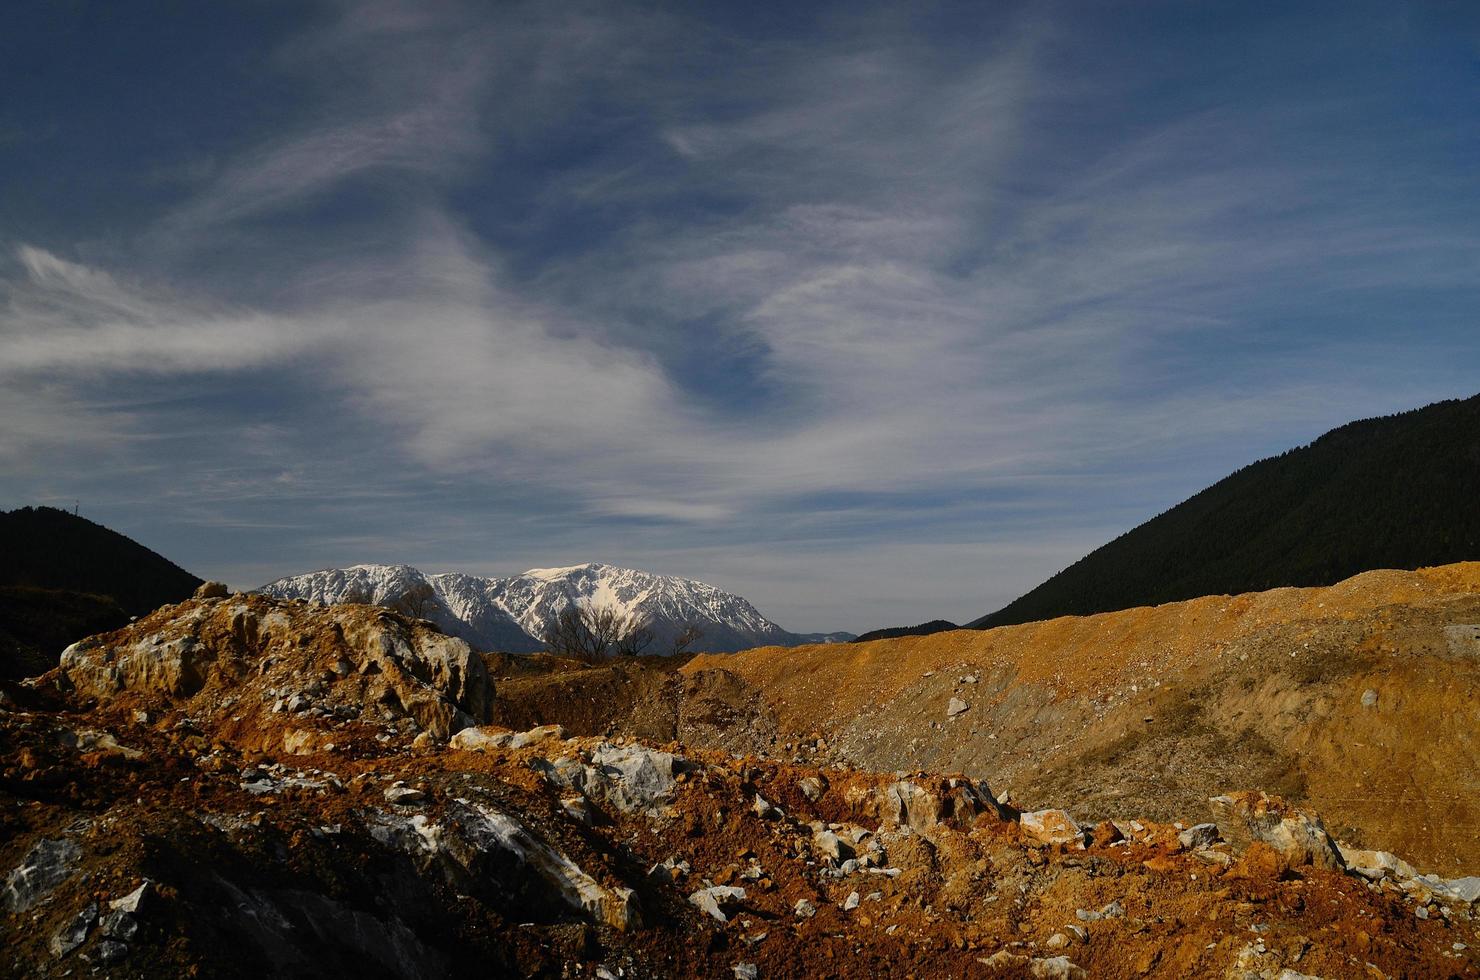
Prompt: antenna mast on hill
<box><xmin>74</xmin><ymin>500</ymin><xmax>79</xmax><ymax>517</ymax></box>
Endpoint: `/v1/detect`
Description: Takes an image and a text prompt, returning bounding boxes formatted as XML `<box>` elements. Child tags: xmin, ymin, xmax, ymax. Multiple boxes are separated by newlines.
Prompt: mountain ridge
<box><xmin>258</xmin><ymin>561</ymin><xmax>854</xmax><ymax>653</ymax></box>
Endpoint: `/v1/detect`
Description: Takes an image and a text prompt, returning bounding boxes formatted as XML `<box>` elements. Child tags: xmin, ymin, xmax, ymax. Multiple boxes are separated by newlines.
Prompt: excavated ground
<box><xmin>1</xmin><ymin>586</ymin><xmax>1476</xmax><ymax>978</ymax></box>
<box><xmin>680</xmin><ymin>564</ymin><xmax>1480</xmax><ymax>875</ymax></box>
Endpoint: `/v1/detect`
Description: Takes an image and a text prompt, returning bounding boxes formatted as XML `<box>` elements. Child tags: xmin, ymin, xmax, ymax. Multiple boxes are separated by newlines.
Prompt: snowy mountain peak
<box><xmin>257</xmin><ymin>561</ymin><xmax>854</xmax><ymax>654</ymax></box>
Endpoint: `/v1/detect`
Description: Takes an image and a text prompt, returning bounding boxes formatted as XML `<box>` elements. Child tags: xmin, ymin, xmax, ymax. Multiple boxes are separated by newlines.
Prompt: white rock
<box><xmin>1019</xmin><ymin>809</ymin><xmax>1085</xmax><ymax>847</ymax></box>
<box><xmin>689</xmin><ymin>885</ymin><xmax>747</xmax><ymax>923</ymax></box>
<box><xmin>798</xmin><ymin>776</ymin><xmax>827</xmax><ymax>802</ymax></box>
<box><xmin>753</xmin><ymin>793</ymin><xmax>781</xmax><ymax>820</ymax></box>
<box><xmin>449</xmin><ymin>726</ymin><xmax>515</xmax><ymax>752</ymax></box>
<box><xmin>509</xmin><ymin>724</ymin><xmax>566</xmax><ymax>749</ymax></box>
<box><xmin>384</xmin><ymin>785</ymin><xmax>426</xmax><ymax>805</ymax></box>
<box><xmin>1031</xmin><ymin>956</ymin><xmax>1088</xmax><ymax>979</ymax></box>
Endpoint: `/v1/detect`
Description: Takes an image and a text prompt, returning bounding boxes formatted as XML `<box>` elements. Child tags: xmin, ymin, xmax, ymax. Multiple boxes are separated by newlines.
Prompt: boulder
<box><xmin>534</xmin><ymin>743</ymin><xmax>690</xmax><ymax>815</ymax></box>
<box><xmin>980</xmin><ymin>949</ymin><xmax>1030</xmax><ymax>970</ymax></box>
<box><xmin>410</xmin><ymin>800</ymin><xmax>640</xmax><ymax>930</ymax></box>
<box><xmin>109</xmin><ymin>881</ymin><xmax>152</xmax><ymax>914</ymax></box>
<box><xmin>1177</xmin><ymin>823</ymin><xmax>1220</xmax><ymax>850</ymax></box>
<box><xmin>3</xmin><ymin>837</ymin><xmax>82</xmax><ymax>914</ymax></box>
<box><xmin>449</xmin><ymin>727</ymin><xmax>515</xmax><ymax>752</ymax></box>
<box><xmin>1019</xmin><ymin>810</ymin><xmax>1085</xmax><ymax>847</ymax></box>
<box><xmin>58</xmin><ymin>596</ymin><xmax>495</xmax><ymax>740</ymax></box>
<box><xmin>753</xmin><ymin>794</ymin><xmax>781</xmax><ymax>820</ymax></box>
<box><xmin>1410</xmin><ymin>874</ymin><xmax>1480</xmax><ymax>905</ymax></box>
<box><xmin>1031</xmin><ymin>956</ymin><xmax>1087</xmax><ymax>979</ymax></box>
<box><xmin>689</xmin><ymin>885</ymin><xmax>746</xmax><ymax>922</ymax></box>
<box><xmin>193</xmin><ymin>581</ymin><xmax>230</xmax><ymax>600</ymax></box>
<box><xmin>100</xmin><ymin>908</ymin><xmax>139</xmax><ymax>941</ymax></box>
<box><xmin>947</xmin><ymin>697</ymin><xmax>970</xmax><ymax>718</ymax></box>
<box><xmin>49</xmin><ymin>902</ymin><xmax>98</xmax><ymax>957</ymax></box>
<box><xmin>590</xmin><ymin>743</ymin><xmax>687</xmax><ymax>813</ymax></box>
<box><xmin>61</xmin><ymin>633</ymin><xmax>212</xmax><ymax>700</ymax></box>
<box><xmin>882</xmin><ymin>781</ymin><xmax>941</xmax><ymax>834</ymax></box>
<box><xmin>798</xmin><ymin>775</ymin><xmax>827</xmax><ymax>802</ymax></box>
<box><xmin>879</xmin><ymin>778</ymin><xmax>1010</xmax><ymax>837</ymax></box>
<box><xmin>1209</xmin><ymin>792</ymin><xmax>1344</xmax><ymax>871</ymax></box>
<box><xmin>1336</xmin><ymin>844</ymin><xmax>1417</xmax><ymax>882</ymax></box>
<box><xmin>814</xmin><ymin>829</ymin><xmax>853</xmax><ymax>863</ymax></box>
<box><xmin>385</xmin><ymin>785</ymin><xmax>426</xmax><ymax>805</ymax></box>
<box><xmin>508</xmin><ymin>724</ymin><xmax>566</xmax><ymax>749</ymax></box>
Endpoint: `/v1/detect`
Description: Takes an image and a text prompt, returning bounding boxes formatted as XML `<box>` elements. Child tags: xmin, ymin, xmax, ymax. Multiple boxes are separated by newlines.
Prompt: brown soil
<box><xmin>685</xmin><ymin>563</ymin><xmax>1480</xmax><ymax>875</ymax></box>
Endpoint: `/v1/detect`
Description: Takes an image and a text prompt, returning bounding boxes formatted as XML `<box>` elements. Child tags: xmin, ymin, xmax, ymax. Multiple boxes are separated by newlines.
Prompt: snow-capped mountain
<box><xmin>256</xmin><ymin>562</ymin><xmax>854</xmax><ymax>654</ymax></box>
<box><xmin>256</xmin><ymin>564</ymin><xmax>541</xmax><ymax>652</ymax></box>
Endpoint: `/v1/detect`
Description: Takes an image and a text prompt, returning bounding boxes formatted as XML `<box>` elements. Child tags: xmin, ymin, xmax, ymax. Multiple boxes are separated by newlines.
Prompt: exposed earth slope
<box><xmin>971</xmin><ymin>393</ymin><xmax>1480</xmax><ymax>630</ymax></box>
<box><xmin>687</xmin><ymin>563</ymin><xmax>1480</xmax><ymax>875</ymax></box>
<box><xmin>2</xmin><ymin>591</ymin><xmax>1475</xmax><ymax>978</ymax></box>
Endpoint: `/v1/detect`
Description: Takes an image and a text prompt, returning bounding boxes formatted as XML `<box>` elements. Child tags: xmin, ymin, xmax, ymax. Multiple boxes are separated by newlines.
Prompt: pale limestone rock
<box><xmin>689</xmin><ymin>885</ymin><xmax>746</xmax><ymax>922</ymax></box>
<box><xmin>798</xmin><ymin>775</ymin><xmax>827</xmax><ymax>802</ymax></box>
<box><xmin>508</xmin><ymin>724</ymin><xmax>566</xmax><ymax>749</ymax></box>
<box><xmin>449</xmin><ymin>727</ymin><xmax>515</xmax><ymax>752</ymax></box>
<box><xmin>1209</xmin><ymin>792</ymin><xmax>1344</xmax><ymax>871</ymax></box>
<box><xmin>1031</xmin><ymin>955</ymin><xmax>1087</xmax><ymax>978</ymax></box>
<box><xmin>1019</xmin><ymin>809</ymin><xmax>1085</xmax><ymax>847</ymax></box>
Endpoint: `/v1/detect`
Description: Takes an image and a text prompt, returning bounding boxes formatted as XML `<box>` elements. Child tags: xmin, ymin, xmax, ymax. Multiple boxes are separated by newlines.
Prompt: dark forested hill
<box><xmin>853</xmin><ymin>620</ymin><xmax>958</xmax><ymax>643</ymax></box>
<box><xmin>970</xmin><ymin>393</ymin><xmax>1480</xmax><ymax>629</ymax></box>
<box><xmin>1</xmin><ymin>507</ymin><xmax>202</xmax><ymax>615</ymax></box>
<box><xmin>0</xmin><ymin>507</ymin><xmax>202</xmax><ymax>677</ymax></box>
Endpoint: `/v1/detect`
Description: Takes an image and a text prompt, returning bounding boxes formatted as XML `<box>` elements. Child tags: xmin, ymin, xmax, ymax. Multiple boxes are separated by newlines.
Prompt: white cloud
<box><xmin>4</xmin><ymin>0</ymin><xmax>1478</xmax><ymax>628</ymax></box>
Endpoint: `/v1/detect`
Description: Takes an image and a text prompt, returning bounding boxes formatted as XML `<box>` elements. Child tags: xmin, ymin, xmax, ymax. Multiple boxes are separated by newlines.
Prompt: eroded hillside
<box><xmin>685</xmin><ymin>564</ymin><xmax>1480</xmax><ymax>875</ymax></box>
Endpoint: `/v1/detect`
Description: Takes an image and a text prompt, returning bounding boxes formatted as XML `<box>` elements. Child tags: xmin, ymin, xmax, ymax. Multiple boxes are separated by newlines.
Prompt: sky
<box><xmin>2</xmin><ymin>1</ymin><xmax>1478</xmax><ymax>633</ymax></box>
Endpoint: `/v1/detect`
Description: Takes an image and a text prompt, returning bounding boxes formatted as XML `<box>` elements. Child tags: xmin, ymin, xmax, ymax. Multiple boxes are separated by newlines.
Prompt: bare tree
<box><xmin>341</xmin><ymin>584</ymin><xmax>373</xmax><ymax>606</ymax></box>
<box><xmin>671</xmin><ymin>623</ymin><xmax>704</xmax><ymax>657</ymax></box>
<box><xmin>388</xmin><ymin>581</ymin><xmax>437</xmax><ymax>619</ymax></box>
<box><xmin>543</xmin><ymin>604</ymin><xmax>653</xmax><ymax>663</ymax></box>
<box><xmin>614</xmin><ymin>620</ymin><xmax>655</xmax><ymax>657</ymax></box>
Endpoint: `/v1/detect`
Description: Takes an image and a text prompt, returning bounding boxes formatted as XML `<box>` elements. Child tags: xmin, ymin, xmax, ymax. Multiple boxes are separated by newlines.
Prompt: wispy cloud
<box><xmin>2</xmin><ymin>0</ymin><xmax>1477</xmax><ymax>630</ymax></box>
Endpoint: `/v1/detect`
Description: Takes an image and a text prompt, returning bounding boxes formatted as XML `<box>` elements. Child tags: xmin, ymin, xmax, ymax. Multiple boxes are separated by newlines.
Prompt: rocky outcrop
<box><xmin>1020</xmin><ymin>809</ymin><xmax>1086</xmax><ymax>847</ymax></box>
<box><xmin>531</xmin><ymin>742</ymin><xmax>694</xmax><ymax>815</ymax></box>
<box><xmin>1209</xmin><ymin>792</ymin><xmax>1345</xmax><ymax>871</ymax></box>
<box><xmin>877</xmin><ymin>777</ymin><xmax>1012</xmax><ymax>838</ymax></box>
<box><xmin>56</xmin><ymin>595</ymin><xmax>494</xmax><ymax>740</ymax></box>
<box><xmin>2</xmin><ymin>837</ymin><xmax>81</xmax><ymax>913</ymax></box>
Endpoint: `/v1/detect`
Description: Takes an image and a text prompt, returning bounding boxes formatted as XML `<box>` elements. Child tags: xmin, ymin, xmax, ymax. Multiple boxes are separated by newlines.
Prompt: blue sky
<box><xmin>2</xmin><ymin>0</ymin><xmax>1477</xmax><ymax>633</ymax></box>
